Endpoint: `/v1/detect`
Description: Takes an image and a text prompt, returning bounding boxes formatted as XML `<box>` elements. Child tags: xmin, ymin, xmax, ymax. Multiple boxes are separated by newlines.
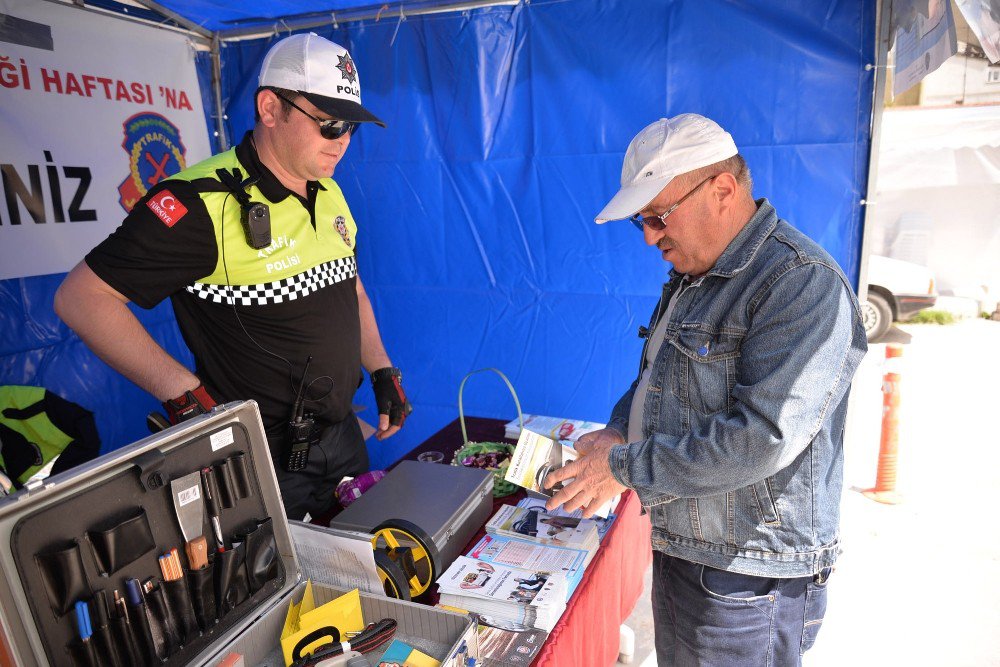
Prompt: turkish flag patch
<box><xmin>146</xmin><ymin>189</ymin><xmax>189</xmax><ymax>228</ymax></box>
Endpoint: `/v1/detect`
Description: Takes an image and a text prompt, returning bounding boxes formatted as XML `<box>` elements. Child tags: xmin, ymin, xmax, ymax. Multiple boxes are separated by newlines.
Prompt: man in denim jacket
<box><xmin>544</xmin><ymin>114</ymin><xmax>867</xmax><ymax>665</ymax></box>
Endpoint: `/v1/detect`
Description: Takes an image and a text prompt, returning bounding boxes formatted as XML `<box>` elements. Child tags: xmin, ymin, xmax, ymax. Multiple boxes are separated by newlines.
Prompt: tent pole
<box><xmin>210</xmin><ymin>33</ymin><xmax>229</xmax><ymax>151</ymax></box>
<box><xmin>216</xmin><ymin>0</ymin><xmax>517</xmax><ymax>41</ymax></box>
<box><xmin>128</xmin><ymin>0</ymin><xmax>212</xmax><ymax>39</ymax></box>
<box><xmin>856</xmin><ymin>0</ymin><xmax>893</xmax><ymax>302</ymax></box>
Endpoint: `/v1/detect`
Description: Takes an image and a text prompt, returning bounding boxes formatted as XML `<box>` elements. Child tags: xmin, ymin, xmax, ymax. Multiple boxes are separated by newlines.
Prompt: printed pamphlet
<box><xmin>504</xmin><ymin>429</ymin><xmax>613</xmax><ymax>518</ymax></box>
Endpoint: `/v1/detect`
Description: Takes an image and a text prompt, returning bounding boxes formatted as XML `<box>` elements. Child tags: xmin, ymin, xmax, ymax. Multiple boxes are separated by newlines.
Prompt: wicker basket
<box><xmin>451</xmin><ymin>368</ymin><xmax>523</xmax><ymax>498</ymax></box>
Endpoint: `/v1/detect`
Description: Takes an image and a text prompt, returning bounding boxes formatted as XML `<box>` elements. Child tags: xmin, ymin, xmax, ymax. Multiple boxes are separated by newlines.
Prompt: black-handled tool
<box><xmin>201</xmin><ymin>467</ymin><xmax>225</xmax><ymax>552</ymax></box>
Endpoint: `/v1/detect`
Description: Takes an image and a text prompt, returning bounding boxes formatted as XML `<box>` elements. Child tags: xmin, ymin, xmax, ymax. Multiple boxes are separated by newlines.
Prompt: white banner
<box><xmin>0</xmin><ymin>1</ymin><xmax>211</xmax><ymax>280</ymax></box>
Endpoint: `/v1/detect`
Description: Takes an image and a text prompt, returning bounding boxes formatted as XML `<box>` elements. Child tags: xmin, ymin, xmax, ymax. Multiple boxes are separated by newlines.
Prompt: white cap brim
<box><xmin>594</xmin><ymin>175</ymin><xmax>672</xmax><ymax>224</ymax></box>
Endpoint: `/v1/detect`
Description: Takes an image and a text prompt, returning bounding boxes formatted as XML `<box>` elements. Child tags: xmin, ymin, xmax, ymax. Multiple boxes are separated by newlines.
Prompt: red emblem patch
<box><xmin>146</xmin><ymin>189</ymin><xmax>188</xmax><ymax>227</ymax></box>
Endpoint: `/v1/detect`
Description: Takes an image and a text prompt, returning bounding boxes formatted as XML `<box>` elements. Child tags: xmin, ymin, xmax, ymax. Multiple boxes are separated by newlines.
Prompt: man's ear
<box><xmin>257</xmin><ymin>89</ymin><xmax>281</xmax><ymax>127</ymax></box>
<box><xmin>711</xmin><ymin>171</ymin><xmax>739</xmax><ymax>211</ymax></box>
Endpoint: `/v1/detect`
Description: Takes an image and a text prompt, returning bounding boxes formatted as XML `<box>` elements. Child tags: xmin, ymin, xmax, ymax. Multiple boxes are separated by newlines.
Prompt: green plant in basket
<box><xmin>452</xmin><ymin>441</ymin><xmax>518</xmax><ymax>497</ymax></box>
<box><xmin>453</xmin><ymin>368</ymin><xmax>523</xmax><ymax>498</ymax></box>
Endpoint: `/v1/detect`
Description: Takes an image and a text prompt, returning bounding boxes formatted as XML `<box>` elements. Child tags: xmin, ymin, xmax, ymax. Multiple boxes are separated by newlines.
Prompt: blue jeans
<box><xmin>652</xmin><ymin>551</ymin><xmax>830</xmax><ymax>666</ymax></box>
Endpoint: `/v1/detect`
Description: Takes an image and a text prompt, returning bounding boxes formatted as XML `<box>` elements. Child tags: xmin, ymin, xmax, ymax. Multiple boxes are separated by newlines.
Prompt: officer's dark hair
<box><xmin>254</xmin><ymin>86</ymin><xmax>296</xmax><ymax>123</ymax></box>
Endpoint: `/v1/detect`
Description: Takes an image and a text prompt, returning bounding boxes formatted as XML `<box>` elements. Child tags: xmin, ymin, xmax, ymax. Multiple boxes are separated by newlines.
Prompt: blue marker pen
<box><xmin>125</xmin><ymin>578</ymin><xmax>144</xmax><ymax>607</ymax></box>
<box><xmin>74</xmin><ymin>600</ymin><xmax>93</xmax><ymax>643</ymax></box>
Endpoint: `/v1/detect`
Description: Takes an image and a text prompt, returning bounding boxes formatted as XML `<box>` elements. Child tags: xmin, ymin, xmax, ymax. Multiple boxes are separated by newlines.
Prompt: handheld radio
<box><xmin>285</xmin><ymin>356</ymin><xmax>318</xmax><ymax>472</ymax></box>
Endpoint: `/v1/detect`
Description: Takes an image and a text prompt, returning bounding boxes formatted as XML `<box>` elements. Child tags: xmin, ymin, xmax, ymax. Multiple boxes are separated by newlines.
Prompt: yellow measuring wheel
<box><xmin>370</xmin><ymin>519</ymin><xmax>440</xmax><ymax>598</ymax></box>
<box><xmin>373</xmin><ymin>549</ymin><xmax>410</xmax><ymax>601</ymax></box>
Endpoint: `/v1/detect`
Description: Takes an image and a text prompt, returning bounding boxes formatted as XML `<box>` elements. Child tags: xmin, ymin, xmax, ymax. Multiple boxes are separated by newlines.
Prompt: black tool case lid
<box><xmin>0</xmin><ymin>401</ymin><xmax>302</xmax><ymax>666</ymax></box>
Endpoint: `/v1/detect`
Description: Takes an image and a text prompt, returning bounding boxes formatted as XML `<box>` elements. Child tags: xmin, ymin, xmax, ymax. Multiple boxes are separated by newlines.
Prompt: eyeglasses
<box><xmin>629</xmin><ymin>175</ymin><xmax>715</xmax><ymax>231</ymax></box>
<box><xmin>270</xmin><ymin>89</ymin><xmax>357</xmax><ymax>140</ymax></box>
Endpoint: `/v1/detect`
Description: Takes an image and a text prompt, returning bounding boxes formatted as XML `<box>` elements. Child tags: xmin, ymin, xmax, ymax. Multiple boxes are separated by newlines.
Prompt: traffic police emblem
<box><xmin>117</xmin><ymin>112</ymin><xmax>187</xmax><ymax>213</ymax></box>
<box><xmin>334</xmin><ymin>215</ymin><xmax>352</xmax><ymax>248</ymax></box>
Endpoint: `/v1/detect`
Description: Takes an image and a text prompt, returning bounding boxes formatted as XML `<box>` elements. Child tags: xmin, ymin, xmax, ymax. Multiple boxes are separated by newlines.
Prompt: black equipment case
<box><xmin>0</xmin><ymin>401</ymin><xmax>473</xmax><ymax>666</ymax></box>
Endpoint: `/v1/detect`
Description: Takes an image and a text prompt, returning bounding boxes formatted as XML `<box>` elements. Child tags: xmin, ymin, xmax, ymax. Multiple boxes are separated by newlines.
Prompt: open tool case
<box><xmin>0</xmin><ymin>401</ymin><xmax>473</xmax><ymax>666</ymax></box>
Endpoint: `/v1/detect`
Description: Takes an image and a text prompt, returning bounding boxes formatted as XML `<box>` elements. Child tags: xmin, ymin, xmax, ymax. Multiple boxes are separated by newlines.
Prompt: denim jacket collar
<box><xmin>670</xmin><ymin>198</ymin><xmax>778</xmax><ymax>282</ymax></box>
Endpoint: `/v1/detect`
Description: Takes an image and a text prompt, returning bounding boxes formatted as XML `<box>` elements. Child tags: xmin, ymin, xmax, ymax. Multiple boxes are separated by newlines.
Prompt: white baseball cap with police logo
<box><xmin>595</xmin><ymin>114</ymin><xmax>737</xmax><ymax>223</ymax></box>
<box><xmin>259</xmin><ymin>32</ymin><xmax>385</xmax><ymax>127</ymax></box>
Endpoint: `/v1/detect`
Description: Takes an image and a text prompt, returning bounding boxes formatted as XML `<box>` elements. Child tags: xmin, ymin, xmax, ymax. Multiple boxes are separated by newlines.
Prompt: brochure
<box><xmin>475</xmin><ymin>618</ymin><xmax>548</xmax><ymax>667</ymax></box>
<box><xmin>516</xmin><ymin>496</ymin><xmax>618</xmax><ymax>543</ymax></box>
<box><xmin>503</xmin><ymin>414</ymin><xmax>606</xmax><ymax>444</ymax></box>
<box><xmin>505</xmin><ymin>429</ymin><xmax>571</xmax><ymax>497</ymax></box>
<box><xmin>504</xmin><ymin>429</ymin><xmax>613</xmax><ymax>518</ymax></box>
<box><xmin>436</xmin><ymin>556</ymin><xmax>568</xmax><ymax>632</ymax></box>
<box><xmin>467</xmin><ymin>533</ymin><xmax>590</xmax><ymax>599</ymax></box>
<box><xmin>485</xmin><ymin>504</ymin><xmax>600</xmax><ymax>552</ymax></box>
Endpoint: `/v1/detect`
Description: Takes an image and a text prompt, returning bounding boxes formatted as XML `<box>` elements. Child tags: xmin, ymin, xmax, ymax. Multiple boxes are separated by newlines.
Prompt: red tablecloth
<box><xmin>407</xmin><ymin>417</ymin><xmax>652</xmax><ymax>667</ymax></box>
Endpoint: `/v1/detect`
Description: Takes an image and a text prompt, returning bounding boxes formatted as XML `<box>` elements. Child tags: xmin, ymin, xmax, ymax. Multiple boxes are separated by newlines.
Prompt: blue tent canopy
<box><xmin>0</xmin><ymin>0</ymin><xmax>876</xmax><ymax>468</ymax></box>
<box><xmin>91</xmin><ymin>0</ymin><xmax>519</xmax><ymax>35</ymax></box>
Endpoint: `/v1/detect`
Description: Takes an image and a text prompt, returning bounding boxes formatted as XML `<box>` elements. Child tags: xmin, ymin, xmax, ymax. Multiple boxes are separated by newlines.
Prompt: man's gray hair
<box><xmin>684</xmin><ymin>154</ymin><xmax>753</xmax><ymax>194</ymax></box>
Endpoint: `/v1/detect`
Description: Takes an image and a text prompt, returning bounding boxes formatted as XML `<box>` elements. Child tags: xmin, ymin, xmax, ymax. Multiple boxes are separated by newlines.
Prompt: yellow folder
<box><xmin>280</xmin><ymin>582</ymin><xmax>365</xmax><ymax>666</ymax></box>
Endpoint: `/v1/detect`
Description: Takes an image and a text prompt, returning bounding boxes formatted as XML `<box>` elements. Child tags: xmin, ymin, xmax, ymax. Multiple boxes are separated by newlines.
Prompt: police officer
<box><xmin>55</xmin><ymin>33</ymin><xmax>411</xmax><ymax>520</ymax></box>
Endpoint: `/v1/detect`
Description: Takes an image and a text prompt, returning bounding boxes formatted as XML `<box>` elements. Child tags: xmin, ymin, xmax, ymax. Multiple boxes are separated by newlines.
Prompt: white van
<box><xmin>862</xmin><ymin>255</ymin><xmax>937</xmax><ymax>341</ymax></box>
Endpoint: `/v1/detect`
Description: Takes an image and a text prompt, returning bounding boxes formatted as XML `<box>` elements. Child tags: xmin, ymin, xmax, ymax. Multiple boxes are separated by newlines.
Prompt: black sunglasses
<box><xmin>629</xmin><ymin>175</ymin><xmax>715</xmax><ymax>231</ymax></box>
<box><xmin>270</xmin><ymin>89</ymin><xmax>358</xmax><ymax>140</ymax></box>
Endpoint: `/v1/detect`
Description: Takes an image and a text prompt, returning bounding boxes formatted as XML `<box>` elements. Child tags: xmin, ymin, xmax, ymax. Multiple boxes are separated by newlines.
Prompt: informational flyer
<box><xmin>893</xmin><ymin>0</ymin><xmax>958</xmax><ymax>96</ymax></box>
<box><xmin>288</xmin><ymin>521</ymin><xmax>384</xmax><ymax>596</ymax></box>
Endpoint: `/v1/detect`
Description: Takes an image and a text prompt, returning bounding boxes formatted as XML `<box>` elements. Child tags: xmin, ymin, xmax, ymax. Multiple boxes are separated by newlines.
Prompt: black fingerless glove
<box><xmin>370</xmin><ymin>367</ymin><xmax>413</xmax><ymax>427</ymax></box>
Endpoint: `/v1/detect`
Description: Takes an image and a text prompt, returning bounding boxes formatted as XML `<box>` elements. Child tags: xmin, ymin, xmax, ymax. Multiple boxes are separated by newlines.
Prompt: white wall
<box><xmin>920</xmin><ymin>53</ymin><xmax>1000</xmax><ymax>105</ymax></box>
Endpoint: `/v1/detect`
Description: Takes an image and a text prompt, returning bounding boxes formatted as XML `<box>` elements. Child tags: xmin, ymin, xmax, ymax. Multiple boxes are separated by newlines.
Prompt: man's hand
<box><xmin>543</xmin><ymin>431</ymin><xmax>627</xmax><ymax>518</ymax></box>
<box><xmin>370</xmin><ymin>367</ymin><xmax>413</xmax><ymax>440</ymax></box>
<box><xmin>573</xmin><ymin>427</ymin><xmax>626</xmax><ymax>456</ymax></box>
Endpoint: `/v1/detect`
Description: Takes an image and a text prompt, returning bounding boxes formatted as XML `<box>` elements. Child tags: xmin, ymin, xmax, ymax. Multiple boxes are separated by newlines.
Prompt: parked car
<box><xmin>862</xmin><ymin>255</ymin><xmax>937</xmax><ymax>341</ymax></box>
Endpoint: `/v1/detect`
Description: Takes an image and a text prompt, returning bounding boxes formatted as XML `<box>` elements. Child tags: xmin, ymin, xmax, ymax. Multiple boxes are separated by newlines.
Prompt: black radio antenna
<box><xmin>291</xmin><ymin>355</ymin><xmax>313</xmax><ymax>423</ymax></box>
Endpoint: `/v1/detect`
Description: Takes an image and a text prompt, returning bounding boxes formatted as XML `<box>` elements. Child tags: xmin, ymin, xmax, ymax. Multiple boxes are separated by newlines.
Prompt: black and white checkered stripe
<box><xmin>185</xmin><ymin>256</ymin><xmax>357</xmax><ymax>306</ymax></box>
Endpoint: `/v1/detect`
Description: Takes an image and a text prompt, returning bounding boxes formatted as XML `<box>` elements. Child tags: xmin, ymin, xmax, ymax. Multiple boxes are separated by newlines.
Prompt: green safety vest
<box><xmin>169</xmin><ymin>148</ymin><xmax>358</xmax><ymax>288</ymax></box>
<box><xmin>0</xmin><ymin>386</ymin><xmax>75</xmax><ymax>487</ymax></box>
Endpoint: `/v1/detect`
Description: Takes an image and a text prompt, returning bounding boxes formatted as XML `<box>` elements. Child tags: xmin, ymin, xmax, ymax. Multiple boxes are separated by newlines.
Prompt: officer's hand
<box><xmin>573</xmin><ymin>427</ymin><xmax>625</xmax><ymax>456</ymax></box>
<box><xmin>370</xmin><ymin>367</ymin><xmax>413</xmax><ymax>441</ymax></box>
<box><xmin>163</xmin><ymin>384</ymin><xmax>218</xmax><ymax>425</ymax></box>
<box><xmin>543</xmin><ymin>438</ymin><xmax>627</xmax><ymax>519</ymax></box>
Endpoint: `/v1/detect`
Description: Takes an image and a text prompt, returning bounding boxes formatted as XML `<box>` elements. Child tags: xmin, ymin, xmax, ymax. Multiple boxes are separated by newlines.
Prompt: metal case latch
<box><xmin>134</xmin><ymin>449</ymin><xmax>167</xmax><ymax>491</ymax></box>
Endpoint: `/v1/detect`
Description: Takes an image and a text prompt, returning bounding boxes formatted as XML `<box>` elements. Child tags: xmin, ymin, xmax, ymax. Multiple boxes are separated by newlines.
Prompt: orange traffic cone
<box><xmin>863</xmin><ymin>344</ymin><xmax>904</xmax><ymax>504</ymax></box>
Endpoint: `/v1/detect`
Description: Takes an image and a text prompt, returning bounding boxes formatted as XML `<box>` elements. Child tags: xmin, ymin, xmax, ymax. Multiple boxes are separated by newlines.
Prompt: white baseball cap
<box><xmin>259</xmin><ymin>32</ymin><xmax>385</xmax><ymax>127</ymax></box>
<box><xmin>595</xmin><ymin>114</ymin><xmax>737</xmax><ymax>223</ymax></box>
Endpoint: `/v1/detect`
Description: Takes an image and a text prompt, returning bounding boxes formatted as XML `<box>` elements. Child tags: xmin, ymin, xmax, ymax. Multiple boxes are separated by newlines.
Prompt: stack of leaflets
<box><xmin>474</xmin><ymin>616</ymin><xmax>548</xmax><ymax>667</ymax></box>
<box><xmin>486</xmin><ymin>504</ymin><xmax>601</xmax><ymax>554</ymax></box>
<box><xmin>504</xmin><ymin>429</ymin><xmax>617</xmax><ymax>518</ymax></box>
<box><xmin>436</xmin><ymin>556</ymin><xmax>568</xmax><ymax>632</ymax></box>
<box><xmin>504</xmin><ymin>414</ymin><xmax>606</xmax><ymax>444</ymax></box>
<box><xmin>467</xmin><ymin>532</ymin><xmax>592</xmax><ymax>599</ymax></box>
<box><xmin>516</xmin><ymin>496</ymin><xmax>618</xmax><ymax>543</ymax></box>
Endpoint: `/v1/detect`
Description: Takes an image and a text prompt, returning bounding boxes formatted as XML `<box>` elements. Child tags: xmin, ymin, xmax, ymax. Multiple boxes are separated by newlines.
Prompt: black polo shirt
<box><xmin>87</xmin><ymin>133</ymin><xmax>362</xmax><ymax>434</ymax></box>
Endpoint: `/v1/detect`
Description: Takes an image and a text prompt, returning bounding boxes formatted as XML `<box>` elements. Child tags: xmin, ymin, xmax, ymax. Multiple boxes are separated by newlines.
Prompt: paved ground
<box><xmin>615</xmin><ymin>319</ymin><xmax>1000</xmax><ymax>666</ymax></box>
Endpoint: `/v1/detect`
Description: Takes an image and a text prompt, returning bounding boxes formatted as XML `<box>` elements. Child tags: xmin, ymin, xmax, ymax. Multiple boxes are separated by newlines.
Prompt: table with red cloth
<box><xmin>404</xmin><ymin>417</ymin><xmax>652</xmax><ymax>667</ymax></box>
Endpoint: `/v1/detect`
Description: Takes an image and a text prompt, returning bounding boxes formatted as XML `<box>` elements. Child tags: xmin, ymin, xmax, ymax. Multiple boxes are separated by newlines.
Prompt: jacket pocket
<box><xmin>670</xmin><ymin>328</ymin><xmax>743</xmax><ymax>416</ymax></box>
<box><xmin>751</xmin><ymin>478</ymin><xmax>781</xmax><ymax>526</ymax></box>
